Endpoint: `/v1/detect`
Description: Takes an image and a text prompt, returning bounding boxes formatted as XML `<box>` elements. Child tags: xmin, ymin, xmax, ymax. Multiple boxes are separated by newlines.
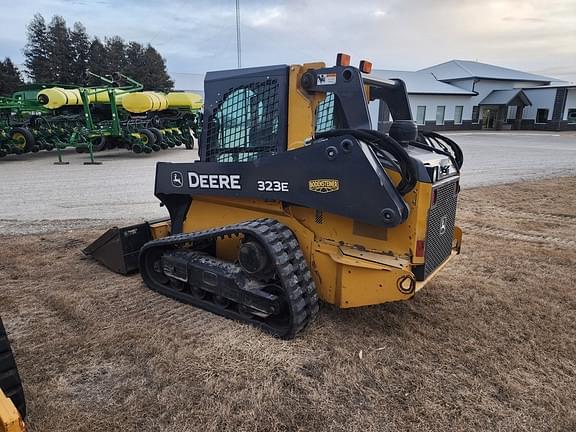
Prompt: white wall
<box><xmin>408</xmin><ymin>94</ymin><xmax>472</xmax><ymax>122</ymax></box>
<box><xmin>449</xmin><ymin>79</ymin><xmax>565</xmax><ymax>123</ymax></box>
<box><xmin>522</xmin><ymin>88</ymin><xmax>557</xmax><ymax>120</ymax></box>
<box><xmin>374</xmin><ymin>79</ymin><xmax>565</xmax><ymax>125</ymax></box>
<box><xmin>471</xmin><ymin>80</ymin><xmax>532</xmax><ymax>105</ymax></box>
<box><xmin>564</xmin><ymin>89</ymin><xmax>576</xmax><ymax>121</ymax></box>
<box><xmin>447</xmin><ymin>79</ymin><xmax>545</xmax><ymax>105</ymax></box>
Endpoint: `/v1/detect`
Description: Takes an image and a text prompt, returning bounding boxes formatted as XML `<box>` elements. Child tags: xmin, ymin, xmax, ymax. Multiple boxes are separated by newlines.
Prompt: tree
<box><xmin>104</xmin><ymin>36</ymin><xmax>126</xmax><ymax>74</ymax></box>
<box><xmin>23</xmin><ymin>14</ymin><xmax>174</xmax><ymax>90</ymax></box>
<box><xmin>122</xmin><ymin>41</ymin><xmax>175</xmax><ymax>91</ymax></box>
<box><xmin>124</xmin><ymin>41</ymin><xmax>145</xmax><ymax>79</ymax></box>
<box><xmin>0</xmin><ymin>58</ymin><xmax>23</xmax><ymax>96</ymax></box>
<box><xmin>69</xmin><ymin>22</ymin><xmax>90</xmax><ymax>83</ymax></box>
<box><xmin>139</xmin><ymin>45</ymin><xmax>174</xmax><ymax>92</ymax></box>
<box><xmin>23</xmin><ymin>13</ymin><xmax>51</xmax><ymax>82</ymax></box>
<box><xmin>86</xmin><ymin>37</ymin><xmax>108</xmax><ymax>85</ymax></box>
<box><xmin>46</xmin><ymin>15</ymin><xmax>74</xmax><ymax>83</ymax></box>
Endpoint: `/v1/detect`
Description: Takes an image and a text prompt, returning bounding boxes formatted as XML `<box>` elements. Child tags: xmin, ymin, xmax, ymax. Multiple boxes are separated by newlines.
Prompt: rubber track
<box><xmin>0</xmin><ymin>318</ymin><xmax>25</xmax><ymax>418</ymax></box>
<box><xmin>139</xmin><ymin>218</ymin><xmax>317</xmax><ymax>339</ymax></box>
<box><xmin>264</xmin><ymin>221</ymin><xmax>320</xmax><ymax>327</ymax></box>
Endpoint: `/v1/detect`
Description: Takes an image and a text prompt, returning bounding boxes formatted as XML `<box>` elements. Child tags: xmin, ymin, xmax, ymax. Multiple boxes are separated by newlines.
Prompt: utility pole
<box><xmin>236</xmin><ymin>0</ymin><xmax>242</xmax><ymax>68</ymax></box>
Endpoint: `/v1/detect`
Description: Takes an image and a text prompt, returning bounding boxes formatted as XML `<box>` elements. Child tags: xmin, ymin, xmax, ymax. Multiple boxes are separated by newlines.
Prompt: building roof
<box><xmin>372</xmin><ymin>70</ymin><xmax>476</xmax><ymax>95</ymax></box>
<box><xmin>419</xmin><ymin>60</ymin><xmax>555</xmax><ymax>83</ymax></box>
<box><xmin>479</xmin><ymin>89</ymin><xmax>531</xmax><ymax>106</ymax></box>
<box><xmin>522</xmin><ymin>83</ymin><xmax>576</xmax><ymax>90</ymax></box>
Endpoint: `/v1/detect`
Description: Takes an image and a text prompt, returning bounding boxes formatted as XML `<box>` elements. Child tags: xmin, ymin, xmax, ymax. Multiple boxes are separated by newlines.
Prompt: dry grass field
<box><xmin>1</xmin><ymin>177</ymin><xmax>575</xmax><ymax>431</ymax></box>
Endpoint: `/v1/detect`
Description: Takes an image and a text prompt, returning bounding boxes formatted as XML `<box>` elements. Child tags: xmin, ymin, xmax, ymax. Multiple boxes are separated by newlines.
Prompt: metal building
<box><xmin>374</xmin><ymin>60</ymin><xmax>576</xmax><ymax>131</ymax></box>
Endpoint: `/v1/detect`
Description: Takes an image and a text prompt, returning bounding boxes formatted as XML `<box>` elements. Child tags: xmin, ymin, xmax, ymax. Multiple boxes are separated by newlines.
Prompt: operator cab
<box><xmin>199</xmin><ymin>54</ymin><xmax>462</xmax><ymax>186</ymax></box>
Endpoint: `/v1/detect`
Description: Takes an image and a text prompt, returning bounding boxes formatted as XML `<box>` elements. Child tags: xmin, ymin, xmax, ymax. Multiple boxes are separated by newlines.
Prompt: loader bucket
<box><xmin>83</xmin><ymin>222</ymin><xmax>153</xmax><ymax>275</ymax></box>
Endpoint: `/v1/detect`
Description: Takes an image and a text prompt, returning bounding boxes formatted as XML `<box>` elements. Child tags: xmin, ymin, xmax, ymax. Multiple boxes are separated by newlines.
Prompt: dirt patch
<box><xmin>1</xmin><ymin>177</ymin><xmax>575</xmax><ymax>431</ymax></box>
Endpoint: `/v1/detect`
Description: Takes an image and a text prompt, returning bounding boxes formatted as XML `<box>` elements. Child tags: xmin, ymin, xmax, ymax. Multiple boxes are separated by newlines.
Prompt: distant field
<box><xmin>1</xmin><ymin>177</ymin><xmax>575</xmax><ymax>431</ymax></box>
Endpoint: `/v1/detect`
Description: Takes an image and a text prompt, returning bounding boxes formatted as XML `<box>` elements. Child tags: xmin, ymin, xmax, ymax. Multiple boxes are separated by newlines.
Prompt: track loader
<box><xmin>0</xmin><ymin>317</ymin><xmax>26</xmax><ymax>432</ymax></box>
<box><xmin>85</xmin><ymin>54</ymin><xmax>463</xmax><ymax>339</ymax></box>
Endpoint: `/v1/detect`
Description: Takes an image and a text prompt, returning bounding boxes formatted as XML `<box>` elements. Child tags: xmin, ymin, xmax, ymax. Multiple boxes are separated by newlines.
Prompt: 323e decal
<box><xmin>257</xmin><ymin>180</ymin><xmax>289</xmax><ymax>192</ymax></box>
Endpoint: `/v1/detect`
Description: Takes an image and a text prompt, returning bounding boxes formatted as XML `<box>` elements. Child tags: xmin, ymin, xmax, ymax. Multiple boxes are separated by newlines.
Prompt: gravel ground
<box><xmin>0</xmin><ymin>131</ymin><xmax>575</xmax><ymax>229</ymax></box>
<box><xmin>446</xmin><ymin>131</ymin><xmax>576</xmax><ymax>186</ymax></box>
<box><xmin>0</xmin><ymin>177</ymin><xmax>575</xmax><ymax>431</ymax></box>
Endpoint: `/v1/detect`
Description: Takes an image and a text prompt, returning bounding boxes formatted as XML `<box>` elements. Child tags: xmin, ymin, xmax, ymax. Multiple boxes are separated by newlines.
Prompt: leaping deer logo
<box><xmin>439</xmin><ymin>215</ymin><xmax>448</xmax><ymax>235</ymax></box>
<box><xmin>171</xmin><ymin>171</ymin><xmax>183</xmax><ymax>188</ymax></box>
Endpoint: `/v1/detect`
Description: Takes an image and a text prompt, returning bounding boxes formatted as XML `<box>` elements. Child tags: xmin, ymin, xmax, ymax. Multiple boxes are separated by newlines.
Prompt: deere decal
<box><xmin>308</xmin><ymin>179</ymin><xmax>339</xmax><ymax>193</ymax></box>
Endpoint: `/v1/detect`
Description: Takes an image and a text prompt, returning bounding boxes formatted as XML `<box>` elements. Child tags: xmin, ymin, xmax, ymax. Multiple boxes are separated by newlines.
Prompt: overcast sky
<box><xmin>1</xmin><ymin>0</ymin><xmax>575</xmax><ymax>82</ymax></box>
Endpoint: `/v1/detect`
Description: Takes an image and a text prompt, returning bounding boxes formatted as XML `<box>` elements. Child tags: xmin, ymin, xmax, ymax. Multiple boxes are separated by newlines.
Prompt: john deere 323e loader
<box><xmin>85</xmin><ymin>54</ymin><xmax>464</xmax><ymax>339</ymax></box>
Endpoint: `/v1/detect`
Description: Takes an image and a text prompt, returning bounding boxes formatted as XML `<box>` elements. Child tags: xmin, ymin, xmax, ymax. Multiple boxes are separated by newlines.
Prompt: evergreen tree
<box><xmin>124</xmin><ymin>41</ymin><xmax>145</xmax><ymax>79</ymax></box>
<box><xmin>23</xmin><ymin>13</ymin><xmax>51</xmax><ymax>82</ymax></box>
<box><xmin>104</xmin><ymin>36</ymin><xmax>126</xmax><ymax>74</ymax></box>
<box><xmin>140</xmin><ymin>45</ymin><xmax>174</xmax><ymax>91</ymax></box>
<box><xmin>86</xmin><ymin>37</ymin><xmax>108</xmax><ymax>85</ymax></box>
<box><xmin>69</xmin><ymin>22</ymin><xmax>90</xmax><ymax>83</ymax></box>
<box><xmin>46</xmin><ymin>15</ymin><xmax>74</xmax><ymax>83</ymax></box>
<box><xmin>23</xmin><ymin>14</ymin><xmax>174</xmax><ymax>89</ymax></box>
<box><xmin>0</xmin><ymin>58</ymin><xmax>23</xmax><ymax>96</ymax></box>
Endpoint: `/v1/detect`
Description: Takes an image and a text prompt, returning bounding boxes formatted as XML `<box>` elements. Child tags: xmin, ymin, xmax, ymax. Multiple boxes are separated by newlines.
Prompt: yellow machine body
<box><xmin>0</xmin><ymin>317</ymin><xmax>25</xmax><ymax>432</ymax></box>
<box><xmin>0</xmin><ymin>392</ymin><xmax>24</xmax><ymax>432</ymax></box>
<box><xmin>150</xmin><ymin>191</ymin><xmax>460</xmax><ymax>308</ymax></box>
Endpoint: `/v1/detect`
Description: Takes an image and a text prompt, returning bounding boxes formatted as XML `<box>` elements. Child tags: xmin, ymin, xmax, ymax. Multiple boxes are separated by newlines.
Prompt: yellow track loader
<box><xmin>85</xmin><ymin>54</ymin><xmax>463</xmax><ymax>339</ymax></box>
<box><xmin>0</xmin><ymin>317</ymin><xmax>26</xmax><ymax>432</ymax></box>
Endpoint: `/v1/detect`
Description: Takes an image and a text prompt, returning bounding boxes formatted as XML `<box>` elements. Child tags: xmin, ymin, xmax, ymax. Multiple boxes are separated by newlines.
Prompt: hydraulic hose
<box><xmin>314</xmin><ymin>128</ymin><xmax>418</xmax><ymax>195</ymax></box>
<box><xmin>417</xmin><ymin>131</ymin><xmax>464</xmax><ymax>170</ymax></box>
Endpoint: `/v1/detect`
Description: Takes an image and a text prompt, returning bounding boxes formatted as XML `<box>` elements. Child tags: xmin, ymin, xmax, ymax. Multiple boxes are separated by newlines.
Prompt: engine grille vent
<box><xmin>424</xmin><ymin>180</ymin><xmax>458</xmax><ymax>278</ymax></box>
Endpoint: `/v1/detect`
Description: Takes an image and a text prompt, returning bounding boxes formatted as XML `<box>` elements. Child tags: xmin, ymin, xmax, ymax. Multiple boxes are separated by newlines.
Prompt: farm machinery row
<box><xmin>0</xmin><ymin>72</ymin><xmax>202</xmax><ymax>161</ymax></box>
